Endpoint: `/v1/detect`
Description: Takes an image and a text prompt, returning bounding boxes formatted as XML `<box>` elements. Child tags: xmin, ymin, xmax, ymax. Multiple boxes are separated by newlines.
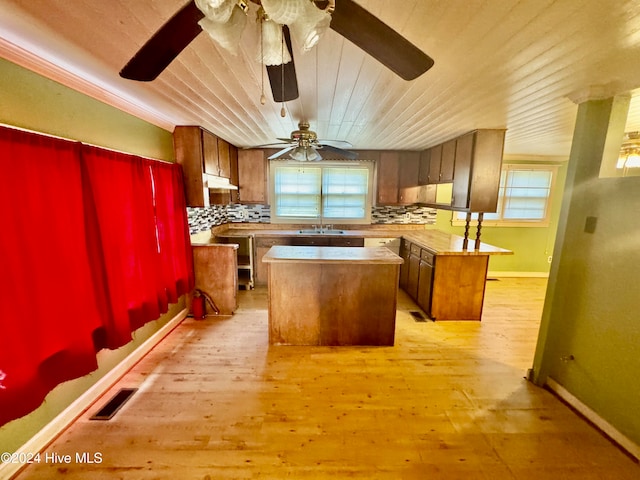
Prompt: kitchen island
<box><xmin>262</xmin><ymin>246</ymin><xmax>403</xmax><ymax>346</ymax></box>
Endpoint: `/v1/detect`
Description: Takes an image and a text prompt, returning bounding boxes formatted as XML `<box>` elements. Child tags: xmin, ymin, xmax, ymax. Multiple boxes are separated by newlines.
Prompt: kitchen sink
<box><xmin>298</xmin><ymin>229</ymin><xmax>345</xmax><ymax>235</ymax></box>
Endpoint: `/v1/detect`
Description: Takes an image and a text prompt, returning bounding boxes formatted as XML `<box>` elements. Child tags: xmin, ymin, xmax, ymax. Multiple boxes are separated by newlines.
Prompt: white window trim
<box><xmin>269</xmin><ymin>159</ymin><xmax>374</xmax><ymax>224</ymax></box>
<box><xmin>452</xmin><ymin>164</ymin><xmax>559</xmax><ymax>228</ymax></box>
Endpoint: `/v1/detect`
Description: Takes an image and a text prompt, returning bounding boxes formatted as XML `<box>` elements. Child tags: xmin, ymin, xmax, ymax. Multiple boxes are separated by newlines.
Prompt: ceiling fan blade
<box><xmin>247</xmin><ymin>141</ymin><xmax>292</xmax><ymax>148</ymax></box>
<box><xmin>265</xmin><ymin>26</ymin><xmax>299</xmax><ymax>102</ymax></box>
<box><xmin>318</xmin><ymin>139</ymin><xmax>354</xmax><ymax>148</ymax></box>
<box><xmin>319</xmin><ymin>144</ymin><xmax>359</xmax><ymax>160</ymax></box>
<box><xmin>120</xmin><ymin>1</ymin><xmax>204</xmax><ymax>81</ymax></box>
<box><xmin>329</xmin><ymin>0</ymin><xmax>434</xmax><ymax>80</ymax></box>
<box><xmin>268</xmin><ymin>145</ymin><xmax>297</xmax><ymax>160</ymax></box>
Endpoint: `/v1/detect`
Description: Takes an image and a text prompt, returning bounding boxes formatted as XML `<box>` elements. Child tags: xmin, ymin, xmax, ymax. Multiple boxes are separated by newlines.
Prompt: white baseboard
<box><xmin>546</xmin><ymin>377</ymin><xmax>640</xmax><ymax>461</ymax></box>
<box><xmin>488</xmin><ymin>271</ymin><xmax>549</xmax><ymax>278</ymax></box>
<box><xmin>1</xmin><ymin>308</ymin><xmax>187</xmax><ymax>480</ymax></box>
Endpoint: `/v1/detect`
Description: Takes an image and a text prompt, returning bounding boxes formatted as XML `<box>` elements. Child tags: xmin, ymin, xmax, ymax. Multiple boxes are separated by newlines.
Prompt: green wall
<box><xmin>431</xmin><ymin>161</ymin><xmax>568</xmax><ymax>275</ymax></box>
<box><xmin>0</xmin><ymin>58</ymin><xmax>181</xmax><ymax>454</ymax></box>
<box><xmin>533</xmin><ymin>97</ymin><xmax>640</xmax><ymax>446</ymax></box>
<box><xmin>0</xmin><ymin>58</ymin><xmax>174</xmax><ymax>160</ymax></box>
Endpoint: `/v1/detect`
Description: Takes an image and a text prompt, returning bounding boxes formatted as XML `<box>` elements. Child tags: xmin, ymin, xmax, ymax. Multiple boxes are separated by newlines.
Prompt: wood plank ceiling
<box><xmin>2</xmin><ymin>0</ymin><xmax>640</xmax><ymax>159</ymax></box>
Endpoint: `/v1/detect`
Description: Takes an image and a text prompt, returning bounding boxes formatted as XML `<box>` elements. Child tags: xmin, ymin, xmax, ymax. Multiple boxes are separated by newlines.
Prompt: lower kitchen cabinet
<box><xmin>400</xmin><ymin>239</ymin><xmax>489</xmax><ymax>320</ymax></box>
<box><xmin>255</xmin><ymin>237</ymin><xmax>292</xmax><ymax>286</ymax></box>
<box><xmin>406</xmin><ymin>245</ymin><xmax>421</xmax><ymax>300</ymax></box>
<box><xmin>417</xmin><ymin>255</ymin><xmax>434</xmax><ymax>318</ymax></box>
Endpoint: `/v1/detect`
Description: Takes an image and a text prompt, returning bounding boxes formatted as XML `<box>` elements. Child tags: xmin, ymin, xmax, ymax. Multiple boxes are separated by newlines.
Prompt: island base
<box><xmin>267</xmin><ymin>262</ymin><xmax>399</xmax><ymax>346</ymax></box>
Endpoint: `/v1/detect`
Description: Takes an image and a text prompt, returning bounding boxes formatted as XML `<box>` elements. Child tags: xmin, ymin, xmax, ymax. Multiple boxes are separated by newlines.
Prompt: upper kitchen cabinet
<box><xmin>440</xmin><ymin>140</ymin><xmax>456</xmax><ymax>183</ymax></box>
<box><xmin>174</xmin><ymin>126</ymin><xmax>237</xmax><ymax>207</ymax></box>
<box><xmin>425</xmin><ymin>141</ymin><xmax>455</xmax><ymax>185</ymax></box>
<box><xmin>416</xmin><ymin>129</ymin><xmax>505</xmax><ymax>213</ymax></box>
<box><xmin>451</xmin><ymin>129</ymin><xmax>505</xmax><ymax>212</ymax></box>
<box><xmin>398</xmin><ymin>151</ymin><xmax>421</xmax><ymax>204</ymax></box>
<box><xmin>217</xmin><ymin>138</ymin><xmax>231</xmax><ymax>179</ymax></box>
<box><xmin>376</xmin><ymin>151</ymin><xmax>420</xmax><ymax>205</ymax></box>
<box><xmin>238</xmin><ymin>149</ymin><xmax>268</xmax><ymax>204</ymax></box>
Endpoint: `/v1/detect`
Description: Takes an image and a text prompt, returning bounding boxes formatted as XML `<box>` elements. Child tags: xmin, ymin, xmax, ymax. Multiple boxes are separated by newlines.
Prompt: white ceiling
<box><xmin>2</xmin><ymin>0</ymin><xmax>640</xmax><ymax>159</ymax></box>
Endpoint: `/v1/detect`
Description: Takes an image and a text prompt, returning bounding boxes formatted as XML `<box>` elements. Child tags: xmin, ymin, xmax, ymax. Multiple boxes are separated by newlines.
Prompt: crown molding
<box><xmin>0</xmin><ymin>36</ymin><xmax>176</xmax><ymax>132</ymax></box>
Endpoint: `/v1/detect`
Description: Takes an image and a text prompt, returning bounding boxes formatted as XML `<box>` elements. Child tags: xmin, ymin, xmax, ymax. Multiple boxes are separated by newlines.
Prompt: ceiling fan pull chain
<box><xmin>280</xmin><ymin>25</ymin><xmax>286</xmax><ymax>117</ymax></box>
<box><xmin>259</xmin><ymin>15</ymin><xmax>266</xmax><ymax>105</ymax></box>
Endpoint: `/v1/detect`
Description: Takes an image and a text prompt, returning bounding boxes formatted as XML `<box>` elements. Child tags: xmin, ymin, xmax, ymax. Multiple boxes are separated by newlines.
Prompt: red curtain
<box><xmin>149</xmin><ymin>161</ymin><xmax>194</xmax><ymax>303</ymax></box>
<box><xmin>0</xmin><ymin>126</ymin><xmax>194</xmax><ymax>427</ymax></box>
<box><xmin>80</xmin><ymin>146</ymin><xmax>167</xmax><ymax>347</ymax></box>
<box><xmin>0</xmin><ymin>127</ymin><xmax>102</xmax><ymax>426</ymax></box>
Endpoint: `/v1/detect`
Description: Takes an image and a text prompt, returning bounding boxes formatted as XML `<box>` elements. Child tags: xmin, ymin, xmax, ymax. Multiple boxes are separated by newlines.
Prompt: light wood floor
<box><xmin>15</xmin><ymin>278</ymin><xmax>640</xmax><ymax>479</ymax></box>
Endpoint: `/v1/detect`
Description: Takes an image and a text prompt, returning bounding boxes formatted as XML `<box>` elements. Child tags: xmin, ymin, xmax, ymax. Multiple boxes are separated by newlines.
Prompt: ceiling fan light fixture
<box><xmin>290</xmin><ymin>145</ymin><xmax>322</xmax><ymax>161</ymax></box>
<box><xmin>260</xmin><ymin>19</ymin><xmax>292</xmax><ymax>65</ymax></box>
<box><xmin>199</xmin><ymin>4</ymin><xmax>247</xmax><ymax>55</ymax></box>
<box><xmin>289</xmin><ymin>1</ymin><xmax>332</xmax><ymax>51</ymax></box>
<box><xmin>195</xmin><ymin>0</ymin><xmax>235</xmax><ymax>23</ymax></box>
<box><xmin>261</xmin><ymin>0</ymin><xmax>304</xmax><ymax>25</ymax></box>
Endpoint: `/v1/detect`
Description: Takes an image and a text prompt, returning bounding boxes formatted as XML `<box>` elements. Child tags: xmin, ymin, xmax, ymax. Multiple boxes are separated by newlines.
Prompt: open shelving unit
<box><xmin>215</xmin><ymin>234</ymin><xmax>254</xmax><ymax>290</ymax></box>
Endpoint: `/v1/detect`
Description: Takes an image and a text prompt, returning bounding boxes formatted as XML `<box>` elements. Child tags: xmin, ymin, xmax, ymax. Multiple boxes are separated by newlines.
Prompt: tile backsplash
<box><xmin>187</xmin><ymin>204</ymin><xmax>436</xmax><ymax>234</ymax></box>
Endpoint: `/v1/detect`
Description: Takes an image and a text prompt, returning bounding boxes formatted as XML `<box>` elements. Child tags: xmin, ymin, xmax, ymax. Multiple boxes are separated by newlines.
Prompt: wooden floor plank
<box><xmin>13</xmin><ymin>278</ymin><xmax>640</xmax><ymax>479</ymax></box>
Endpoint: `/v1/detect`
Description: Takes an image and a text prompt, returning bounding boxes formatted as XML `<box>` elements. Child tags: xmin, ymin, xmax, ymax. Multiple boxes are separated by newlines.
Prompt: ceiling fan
<box><xmin>259</xmin><ymin>121</ymin><xmax>357</xmax><ymax>161</ymax></box>
<box><xmin>119</xmin><ymin>0</ymin><xmax>434</xmax><ymax>103</ymax></box>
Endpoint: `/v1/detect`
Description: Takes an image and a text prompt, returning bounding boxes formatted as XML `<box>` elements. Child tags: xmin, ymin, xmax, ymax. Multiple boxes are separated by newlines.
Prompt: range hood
<box><xmin>203</xmin><ymin>173</ymin><xmax>237</xmax><ymax>190</ymax></box>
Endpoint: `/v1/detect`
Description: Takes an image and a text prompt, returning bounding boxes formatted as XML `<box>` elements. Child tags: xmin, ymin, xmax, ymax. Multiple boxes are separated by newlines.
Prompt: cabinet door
<box><xmin>229</xmin><ymin>144</ymin><xmax>239</xmax><ymax>203</ymax></box>
<box><xmin>238</xmin><ymin>149</ymin><xmax>268</xmax><ymax>203</ymax></box>
<box><xmin>398</xmin><ymin>151</ymin><xmax>420</xmax><ymax>204</ymax></box>
<box><xmin>451</xmin><ymin>131</ymin><xmax>474</xmax><ymax>209</ymax></box>
<box><xmin>417</xmin><ymin>259</ymin><xmax>434</xmax><ymax>317</ymax></box>
<box><xmin>440</xmin><ymin>139</ymin><xmax>456</xmax><ymax>183</ymax></box>
<box><xmin>467</xmin><ymin>129</ymin><xmax>506</xmax><ymax>212</ymax></box>
<box><xmin>217</xmin><ymin>138</ymin><xmax>231</xmax><ymax>178</ymax></box>
<box><xmin>202</xmin><ymin>130</ymin><xmax>220</xmax><ymax>176</ymax></box>
<box><xmin>399</xmin><ymin>240</ymin><xmax>410</xmax><ymax>289</ymax></box>
<box><xmin>427</xmin><ymin>145</ymin><xmax>441</xmax><ymax>184</ymax></box>
<box><xmin>407</xmin><ymin>253</ymin><xmax>421</xmax><ymax>300</ymax></box>
<box><xmin>418</xmin><ymin>149</ymin><xmax>430</xmax><ymax>185</ymax></box>
<box><xmin>174</xmin><ymin>126</ymin><xmax>207</xmax><ymax>207</ymax></box>
<box><xmin>376</xmin><ymin>152</ymin><xmax>400</xmax><ymax>205</ymax></box>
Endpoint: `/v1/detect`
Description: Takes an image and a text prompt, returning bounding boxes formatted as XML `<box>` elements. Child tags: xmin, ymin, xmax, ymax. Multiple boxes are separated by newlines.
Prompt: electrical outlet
<box><xmin>547</xmin><ymin>255</ymin><xmax>553</xmax><ymax>264</ymax></box>
<box><xmin>404</xmin><ymin>213</ymin><xmax>411</xmax><ymax>220</ymax></box>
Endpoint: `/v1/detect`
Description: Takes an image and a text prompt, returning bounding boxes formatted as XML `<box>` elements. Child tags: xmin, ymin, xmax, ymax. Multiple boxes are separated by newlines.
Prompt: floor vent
<box><xmin>410</xmin><ymin>311</ymin><xmax>428</xmax><ymax>322</ymax></box>
<box><xmin>90</xmin><ymin>388</ymin><xmax>137</xmax><ymax>420</ymax></box>
<box><xmin>487</xmin><ymin>278</ymin><xmax>500</xmax><ymax>281</ymax></box>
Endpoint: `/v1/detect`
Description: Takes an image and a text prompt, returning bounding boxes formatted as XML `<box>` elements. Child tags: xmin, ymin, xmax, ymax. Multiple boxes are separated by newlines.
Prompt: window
<box><xmin>271</xmin><ymin>162</ymin><xmax>372</xmax><ymax>223</ymax></box>
<box><xmin>455</xmin><ymin>164</ymin><xmax>557</xmax><ymax>226</ymax></box>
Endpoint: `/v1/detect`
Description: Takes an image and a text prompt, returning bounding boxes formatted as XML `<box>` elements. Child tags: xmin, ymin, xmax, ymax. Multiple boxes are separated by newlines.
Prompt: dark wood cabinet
<box><xmin>418</xmin><ymin>149</ymin><xmax>430</xmax><ymax>184</ymax></box>
<box><xmin>217</xmin><ymin>138</ymin><xmax>231</xmax><ymax>179</ymax></box>
<box><xmin>440</xmin><ymin>139</ymin><xmax>456</xmax><ymax>183</ymax></box>
<box><xmin>174</xmin><ymin>126</ymin><xmax>237</xmax><ymax>207</ymax></box>
<box><xmin>202</xmin><ymin>130</ymin><xmax>219</xmax><ymax>176</ymax></box>
<box><xmin>407</xmin><ymin>244</ymin><xmax>421</xmax><ymax>300</ymax></box>
<box><xmin>416</xmin><ymin>129</ymin><xmax>505</xmax><ymax>213</ymax></box>
<box><xmin>376</xmin><ymin>151</ymin><xmax>420</xmax><ymax>205</ymax></box>
<box><xmin>238</xmin><ymin>149</ymin><xmax>268</xmax><ymax>204</ymax></box>
<box><xmin>399</xmin><ymin>237</ymin><xmax>491</xmax><ymax>321</ymax></box>
<box><xmin>427</xmin><ymin>144</ymin><xmax>442</xmax><ymax>184</ymax></box>
<box><xmin>398</xmin><ymin>151</ymin><xmax>421</xmax><ymax>204</ymax></box>
<box><xmin>452</xmin><ymin>129</ymin><xmax>505</xmax><ymax>212</ymax></box>
<box><xmin>399</xmin><ymin>239</ymin><xmax>410</xmax><ymax>290</ymax></box>
<box><xmin>376</xmin><ymin>152</ymin><xmax>400</xmax><ymax>205</ymax></box>
<box><xmin>417</xmin><ymin>252</ymin><xmax>434</xmax><ymax>317</ymax></box>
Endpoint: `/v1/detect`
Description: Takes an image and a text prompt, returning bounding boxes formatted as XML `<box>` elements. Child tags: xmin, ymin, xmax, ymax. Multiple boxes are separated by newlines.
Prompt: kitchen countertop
<box><xmin>212</xmin><ymin>225</ymin><xmax>512</xmax><ymax>256</ymax></box>
<box><xmin>262</xmin><ymin>246</ymin><xmax>404</xmax><ymax>265</ymax></box>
